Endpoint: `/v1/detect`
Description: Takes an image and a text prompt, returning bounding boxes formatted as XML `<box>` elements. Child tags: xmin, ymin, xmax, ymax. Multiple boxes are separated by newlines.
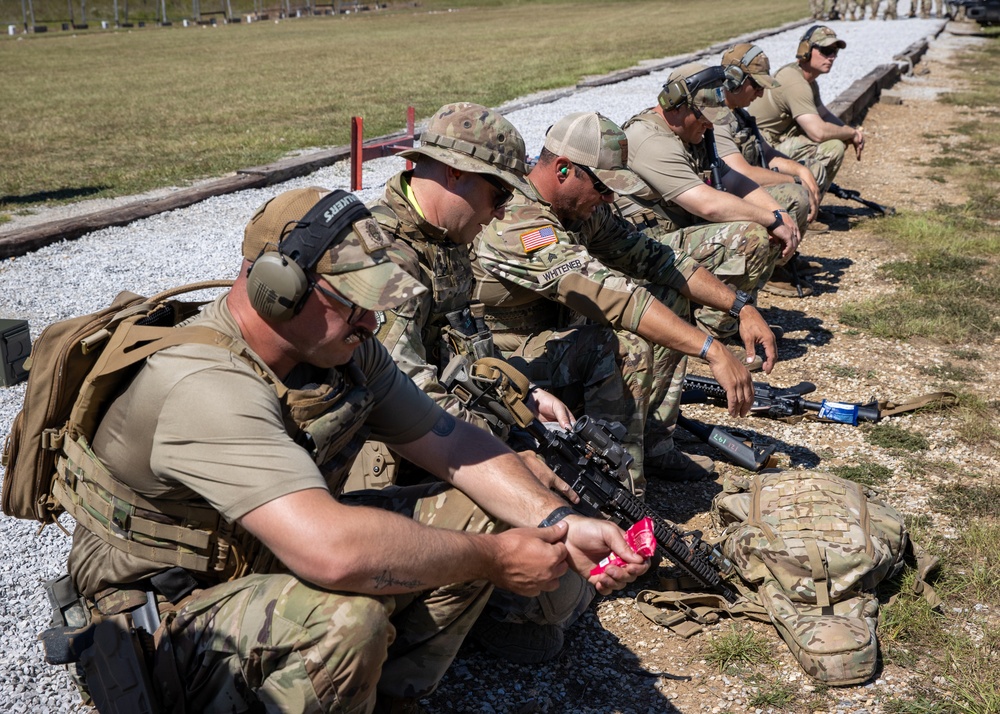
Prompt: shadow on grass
<box><xmin>0</xmin><ymin>186</ymin><xmax>109</xmax><ymax>209</ymax></box>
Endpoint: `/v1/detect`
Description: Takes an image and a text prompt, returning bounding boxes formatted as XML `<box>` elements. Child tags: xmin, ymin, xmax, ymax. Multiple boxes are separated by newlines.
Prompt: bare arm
<box><xmin>797</xmin><ymin>113</ymin><xmax>865</xmax><ymax>159</ymax></box>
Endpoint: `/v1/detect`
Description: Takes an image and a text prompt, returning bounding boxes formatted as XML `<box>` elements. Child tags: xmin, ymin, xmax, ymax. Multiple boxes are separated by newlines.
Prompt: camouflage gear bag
<box><xmin>713</xmin><ymin>469</ymin><xmax>938</xmax><ymax>685</ymax></box>
<box><xmin>636</xmin><ymin>469</ymin><xmax>939</xmax><ymax>686</ymax></box>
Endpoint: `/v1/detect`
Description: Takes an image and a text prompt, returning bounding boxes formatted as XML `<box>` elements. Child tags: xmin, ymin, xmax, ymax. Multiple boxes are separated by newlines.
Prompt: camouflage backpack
<box><xmin>636</xmin><ymin>469</ymin><xmax>939</xmax><ymax>686</ymax></box>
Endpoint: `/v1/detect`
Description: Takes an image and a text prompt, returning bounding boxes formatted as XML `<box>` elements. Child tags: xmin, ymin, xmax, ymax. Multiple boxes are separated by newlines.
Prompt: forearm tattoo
<box><xmin>373</xmin><ymin>569</ymin><xmax>423</xmax><ymax>590</ymax></box>
<box><xmin>431</xmin><ymin>411</ymin><xmax>457</xmax><ymax>437</ymax></box>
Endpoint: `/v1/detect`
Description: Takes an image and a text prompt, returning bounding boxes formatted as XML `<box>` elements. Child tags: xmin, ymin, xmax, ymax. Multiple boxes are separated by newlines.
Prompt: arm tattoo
<box><xmin>372</xmin><ymin>570</ymin><xmax>423</xmax><ymax>590</ymax></box>
<box><xmin>431</xmin><ymin>411</ymin><xmax>457</xmax><ymax>437</ymax></box>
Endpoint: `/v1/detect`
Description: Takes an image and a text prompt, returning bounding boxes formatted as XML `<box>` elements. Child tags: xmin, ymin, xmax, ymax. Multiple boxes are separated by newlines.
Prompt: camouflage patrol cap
<box><xmin>243</xmin><ymin>187</ymin><xmax>426</xmax><ymax>311</ymax></box>
<box><xmin>722</xmin><ymin>43</ymin><xmax>779</xmax><ymax>90</ymax></box>
<box><xmin>398</xmin><ymin>102</ymin><xmax>532</xmax><ymax>196</ymax></box>
<box><xmin>662</xmin><ymin>63</ymin><xmax>728</xmax><ymax>112</ymax></box>
<box><xmin>543</xmin><ymin>112</ymin><xmax>648</xmax><ymax>196</ymax></box>
<box><xmin>807</xmin><ymin>25</ymin><xmax>847</xmax><ymax>50</ymax></box>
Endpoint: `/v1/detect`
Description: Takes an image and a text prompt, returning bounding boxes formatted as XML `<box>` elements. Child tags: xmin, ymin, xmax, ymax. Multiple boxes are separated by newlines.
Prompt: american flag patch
<box><xmin>519</xmin><ymin>225</ymin><xmax>558</xmax><ymax>253</ymax></box>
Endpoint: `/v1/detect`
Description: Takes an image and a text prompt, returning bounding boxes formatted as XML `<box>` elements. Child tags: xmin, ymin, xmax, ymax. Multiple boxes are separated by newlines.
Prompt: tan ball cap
<box><xmin>542</xmin><ymin>112</ymin><xmax>649</xmax><ymax>197</ymax></box>
<box><xmin>722</xmin><ymin>43</ymin><xmax>779</xmax><ymax>90</ymax></box>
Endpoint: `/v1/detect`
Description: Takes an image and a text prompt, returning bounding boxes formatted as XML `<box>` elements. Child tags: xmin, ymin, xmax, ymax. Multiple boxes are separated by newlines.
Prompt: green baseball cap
<box><xmin>243</xmin><ymin>187</ymin><xmax>426</xmax><ymax>311</ymax></box>
<box><xmin>398</xmin><ymin>102</ymin><xmax>533</xmax><ymax>197</ymax></box>
<box><xmin>542</xmin><ymin>112</ymin><xmax>648</xmax><ymax>197</ymax></box>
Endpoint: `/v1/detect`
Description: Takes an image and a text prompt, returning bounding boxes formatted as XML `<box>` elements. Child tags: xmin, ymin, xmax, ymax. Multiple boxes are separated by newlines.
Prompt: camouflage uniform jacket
<box><xmin>369</xmin><ymin>171</ymin><xmax>491</xmax><ymax>427</ymax></box>
<box><xmin>473</xmin><ymin>181</ymin><xmax>699</xmax><ymax>349</ymax></box>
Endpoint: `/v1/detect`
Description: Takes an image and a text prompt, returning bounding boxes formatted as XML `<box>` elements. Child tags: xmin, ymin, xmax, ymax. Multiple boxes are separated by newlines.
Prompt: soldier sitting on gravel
<box><xmin>351</xmin><ymin>101</ymin><xmax>615</xmax><ymax>665</ymax></box>
<box><xmin>473</xmin><ymin>111</ymin><xmax>775</xmax><ymax>487</ymax></box>
<box><xmin>706</xmin><ymin>43</ymin><xmax>824</xmax><ymax>295</ymax></box>
<box><xmin>748</xmin><ymin>25</ymin><xmax>864</xmax><ymax>200</ymax></box>
<box><xmin>59</xmin><ymin>186</ymin><xmax>648</xmax><ymax>713</ymax></box>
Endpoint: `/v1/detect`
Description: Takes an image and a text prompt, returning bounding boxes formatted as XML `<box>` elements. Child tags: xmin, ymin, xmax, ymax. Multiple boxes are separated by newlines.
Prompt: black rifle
<box><xmin>704</xmin><ymin>128</ymin><xmax>726</xmax><ymax>192</ymax></box>
<box><xmin>683</xmin><ymin>373</ymin><xmax>881</xmax><ymax>425</ymax></box>
<box><xmin>828</xmin><ymin>182</ymin><xmax>896</xmax><ymax>216</ymax></box>
<box><xmin>675</xmin><ymin>412</ymin><xmax>776</xmax><ymax>472</ymax></box>
<box><xmin>445</xmin><ymin>358</ymin><xmax>738</xmax><ymax>603</ymax></box>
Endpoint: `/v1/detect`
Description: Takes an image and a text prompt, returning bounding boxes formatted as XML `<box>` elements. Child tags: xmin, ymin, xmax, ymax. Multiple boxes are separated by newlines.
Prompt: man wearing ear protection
<box><xmin>351</xmin><ymin>102</ymin><xmax>621</xmax><ymax>665</ymax></box>
<box><xmin>749</xmin><ymin>26</ymin><xmax>863</xmax><ymax>195</ymax></box>
<box><xmin>474</xmin><ymin>112</ymin><xmax>777</xmax><ymax>487</ymax></box>
<box><xmin>705</xmin><ymin>44</ymin><xmax>823</xmax><ymax>296</ymax></box>
<box><xmin>615</xmin><ymin>62</ymin><xmax>804</xmax><ymax>333</ymax></box>
<box><xmin>63</xmin><ymin>186</ymin><xmax>647</xmax><ymax>713</ymax></box>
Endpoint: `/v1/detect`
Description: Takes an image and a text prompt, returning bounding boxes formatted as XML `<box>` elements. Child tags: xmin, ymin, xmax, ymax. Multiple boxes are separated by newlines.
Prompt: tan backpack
<box><xmin>1</xmin><ymin>282</ymin><xmax>231</xmax><ymax>525</ymax></box>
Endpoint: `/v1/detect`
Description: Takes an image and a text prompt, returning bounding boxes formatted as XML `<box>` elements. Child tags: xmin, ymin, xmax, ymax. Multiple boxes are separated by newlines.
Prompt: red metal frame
<box><xmin>350</xmin><ymin>106</ymin><xmax>415</xmax><ymax>191</ymax></box>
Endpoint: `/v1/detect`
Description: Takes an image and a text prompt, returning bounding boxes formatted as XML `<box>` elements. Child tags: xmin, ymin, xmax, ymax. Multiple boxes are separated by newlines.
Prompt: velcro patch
<box><xmin>355</xmin><ymin>217</ymin><xmax>392</xmax><ymax>254</ymax></box>
<box><xmin>540</xmin><ymin>258</ymin><xmax>583</xmax><ymax>284</ymax></box>
<box><xmin>519</xmin><ymin>225</ymin><xmax>558</xmax><ymax>253</ymax></box>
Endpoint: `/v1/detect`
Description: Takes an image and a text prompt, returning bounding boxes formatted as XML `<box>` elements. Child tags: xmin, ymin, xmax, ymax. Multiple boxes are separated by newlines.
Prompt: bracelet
<box><xmin>538</xmin><ymin>506</ymin><xmax>575</xmax><ymax>528</ymax></box>
<box><xmin>699</xmin><ymin>335</ymin><xmax>714</xmax><ymax>360</ymax></box>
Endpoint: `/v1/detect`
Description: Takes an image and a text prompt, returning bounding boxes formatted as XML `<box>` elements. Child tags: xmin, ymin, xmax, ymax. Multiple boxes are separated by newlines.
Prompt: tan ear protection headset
<box><xmin>246</xmin><ymin>190</ymin><xmax>372</xmax><ymax>321</ymax></box>
<box><xmin>796</xmin><ymin>25</ymin><xmax>823</xmax><ymax>61</ymax></box>
<box><xmin>659</xmin><ymin>65</ymin><xmax>728</xmax><ymax>111</ymax></box>
<box><xmin>723</xmin><ymin>45</ymin><xmax>765</xmax><ymax>90</ymax></box>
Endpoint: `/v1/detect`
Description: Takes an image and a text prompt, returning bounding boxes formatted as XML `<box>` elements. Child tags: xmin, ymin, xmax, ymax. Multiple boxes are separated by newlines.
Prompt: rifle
<box><xmin>828</xmin><ymin>183</ymin><xmax>896</xmax><ymax>216</ymax></box>
<box><xmin>683</xmin><ymin>373</ymin><xmax>881</xmax><ymax>425</ymax></box>
<box><xmin>675</xmin><ymin>412</ymin><xmax>776</xmax><ymax>472</ymax></box>
<box><xmin>704</xmin><ymin>128</ymin><xmax>726</xmax><ymax>192</ymax></box>
<box><xmin>445</xmin><ymin>357</ymin><xmax>739</xmax><ymax>603</ymax></box>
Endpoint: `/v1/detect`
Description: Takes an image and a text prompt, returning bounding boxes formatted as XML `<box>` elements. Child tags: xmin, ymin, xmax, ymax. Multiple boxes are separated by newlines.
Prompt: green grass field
<box><xmin>0</xmin><ymin>0</ymin><xmax>806</xmax><ymax>213</ymax></box>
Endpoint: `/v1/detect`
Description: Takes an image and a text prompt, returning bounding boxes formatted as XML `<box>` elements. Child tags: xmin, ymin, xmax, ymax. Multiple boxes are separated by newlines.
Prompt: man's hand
<box><xmin>526</xmin><ymin>388</ymin><xmax>574</xmax><ymax>429</ymax></box>
<box><xmin>852</xmin><ymin>126</ymin><xmax>865</xmax><ymax>160</ymax></box>
<box><xmin>799</xmin><ymin>171</ymin><xmax>822</xmax><ymax>222</ymax></box>
<box><xmin>562</xmin><ymin>516</ymin><xmax>649</xmax><ymax>595</ymax></box>
<box><xmin>517</xmin><ymin>450</ymin><xmax>580</xmax><ymax>505</ymax></box>
<box><xmin>736</xmin><ymin>305</ymin><xmax>778</xmax><ymax>374</ymax></box>
<box><xmin>769</xmin><ymin>214</ymin><xmax>801</xmax><ymax>260</ymax></box>
<box><xmin>704</xmin><ymin>340</ymin><xmax>755</xmax><ymax>417</ymax></box>
<box><xmin>488</xmin><ymin>523</ymin><xmax>571</xmax><ymax>596</ymax></box>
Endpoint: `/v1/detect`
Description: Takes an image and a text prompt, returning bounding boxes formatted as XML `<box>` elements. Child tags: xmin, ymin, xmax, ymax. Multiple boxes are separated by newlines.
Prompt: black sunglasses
<box><xmin>746</xmin><ymin>75</ymin><xmax>763</xmax><ymax>91</ymax></box>
<box><xmin>577</xmin><ymin>164</ymin><xmax>614</xmax><ymax>197</ymax></box>
<box><xmin>313</xmin><ymin>280</ymin><xmax>370</xmax><ymax>326</ymax></box>
<box><xmin>817</xmin><ymin>46</ymin><xmax>839</xmax><ymax>58</ymax></box>
<box><xmin>479</xmin><ymin>173</ymin><xmax>514</xmax><ymax>211</ymax></box>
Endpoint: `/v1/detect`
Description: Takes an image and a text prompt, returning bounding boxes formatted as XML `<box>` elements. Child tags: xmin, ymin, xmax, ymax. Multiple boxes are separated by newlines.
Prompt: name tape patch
<box><xmin>541</xmin><ymin>258</ymin><xmax>583</xmax><ymax>284</ymax></box>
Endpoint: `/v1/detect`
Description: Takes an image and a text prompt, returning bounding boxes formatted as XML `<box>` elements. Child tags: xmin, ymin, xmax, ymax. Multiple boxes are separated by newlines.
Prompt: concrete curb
<box><xmin>0</xmin><ymin>19</ymin><xmax>941</xmax><ymax>259</ymax></box>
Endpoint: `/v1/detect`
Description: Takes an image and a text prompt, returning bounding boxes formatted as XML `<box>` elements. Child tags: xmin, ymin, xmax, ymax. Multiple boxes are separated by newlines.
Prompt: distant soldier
<box><xmin>748</xmin><ymin>26</ymin><xmax>863</xmax><ymax>195</ymax></box>
<box><xmin>884</xmin><ymin>0</ymin><xmax>899</xmax><ymax>18</ymax></box>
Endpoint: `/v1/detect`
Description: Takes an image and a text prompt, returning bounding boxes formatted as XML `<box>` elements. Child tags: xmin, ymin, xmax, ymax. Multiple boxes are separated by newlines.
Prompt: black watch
<box><xmin>728</xmin><ymin>290</ymin><xmax>754</xmax><ymax>319</ymax></box>
<box><xmin>765</xmin><ymin>209</ymin><xmax>784</xmax><ymax>231</ymax></box>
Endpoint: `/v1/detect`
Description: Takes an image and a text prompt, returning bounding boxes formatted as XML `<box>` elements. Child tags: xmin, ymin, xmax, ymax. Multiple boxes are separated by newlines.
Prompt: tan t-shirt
<box><xmin>623</xmin><ymin>109</ymin><xmax>712</xmax><ymax>228</ymax></box>
<box><xmin>69</xmin><ymin>293</ymin><xmax>441</xmax><ymax>597</ymax></box>
<box><xmin>748</xmin><ymin>62</ymin><xmax>823</xmax><ymax>144</ymax></box>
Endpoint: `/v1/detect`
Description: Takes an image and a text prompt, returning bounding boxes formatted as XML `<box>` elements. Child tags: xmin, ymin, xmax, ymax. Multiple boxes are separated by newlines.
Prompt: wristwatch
<box><xmin>728</xmin><ymin>290</ymin><xmax>754</xmax><ymax>319</ymax></box>
<box><xmin>765</xmin><ymin>209</ymin><xmax>785</xmax><ymax>232</ymax></box>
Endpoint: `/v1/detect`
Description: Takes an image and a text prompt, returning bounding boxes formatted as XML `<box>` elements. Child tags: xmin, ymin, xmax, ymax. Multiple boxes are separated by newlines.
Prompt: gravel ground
<box><xmin>0</xmin><ymin>6</ymin><xmax>967</xmax><ymax>713</ymax></box>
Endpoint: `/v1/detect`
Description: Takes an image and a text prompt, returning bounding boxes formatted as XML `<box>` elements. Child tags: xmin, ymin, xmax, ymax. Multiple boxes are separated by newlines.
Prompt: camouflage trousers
<box><xmin>500</xmin><ymin>322</ymin><xmax>651</xmax><ymax>495</ymax></box>
<box><xmin>649</xmin><ymin>220</ymin><xmax>779</xmax><ymax>339</ymax></box>
<box><xmin>809</xmin><ymin>0</ymin><xmax>827</xmax><ymax>17</ymax></box>
<box><xmin>844</xmin><ymin>0</ymin><xmax>877</xmax><ymax>18</ymax></box>
<box><xmin>153</xmin><ymin>483</ymin><xmax>497</xmax><ymax>712</ymax></box>
<box><xmin>883</xmin><ymin>0</ymin><xmax>898</xmax><ymax>17</ymax></box>
<box><xmin>773</xmin><ymin>135</ymin><xmax>846</xmax><ymax>194</ymax></box>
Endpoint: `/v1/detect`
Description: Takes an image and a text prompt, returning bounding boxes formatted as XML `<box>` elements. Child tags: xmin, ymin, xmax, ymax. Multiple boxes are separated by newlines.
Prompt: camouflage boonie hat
<box><xmin>722</xmin><ymin>43</ymin><xmax>779</xmax><ymax>90</ymax></box>
<box><xmin>543</xmin><ymin>112</ymin><xmax>648</xmax><ymax>197</ymax></box>
<box><xmin>243</xmin><ymin>187</ymin><xmax>426</xmax><ymax>311</ymax></box>
<box><xmin>398</xmin><ymin>102</ymin><xmax>533</xmax><ymax>197</ymax></box>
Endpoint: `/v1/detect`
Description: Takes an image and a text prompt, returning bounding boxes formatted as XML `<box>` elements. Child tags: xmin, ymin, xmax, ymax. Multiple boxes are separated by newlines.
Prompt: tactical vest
<box><xmin>370</xmin><ymin>204</ymin><xmax>493</xmax><ymax>366</ymax></box>
<box><xmin>731</xmin><ymin>108</ymin><xmax>767</xmax><ymax>169</ymax></box>
<box><xmin>55</xmin><ymin>334</ymin><xmax>376</xmax><ymax>585</ymax></box>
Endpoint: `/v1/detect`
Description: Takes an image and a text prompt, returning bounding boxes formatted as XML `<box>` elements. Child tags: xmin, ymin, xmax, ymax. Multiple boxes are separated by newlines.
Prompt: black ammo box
<box><xmin>0</xmin><ymin>319</ymin><xmax>31</xmax><ymax>386</ymax></box>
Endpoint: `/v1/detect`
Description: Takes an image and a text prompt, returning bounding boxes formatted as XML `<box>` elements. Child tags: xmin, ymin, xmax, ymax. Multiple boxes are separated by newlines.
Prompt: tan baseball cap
<box><xmin>542</xmin><ymin>112</ymin><xmax>648</xmax><ymax>196</ymax></box>
<box><xmin>243</xmin><ymin>187</ymin><xmax>426</xmax><ymax>311</ymax></box>
<box><xmin>722</xmin><ymin>43</ymin><xmax>779</xmax><ymax>90</ymax></box>
<box><xmin>398</xmin><ymin>102</ymin><xmax>533</xmax><ymax>197</ymax></box>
